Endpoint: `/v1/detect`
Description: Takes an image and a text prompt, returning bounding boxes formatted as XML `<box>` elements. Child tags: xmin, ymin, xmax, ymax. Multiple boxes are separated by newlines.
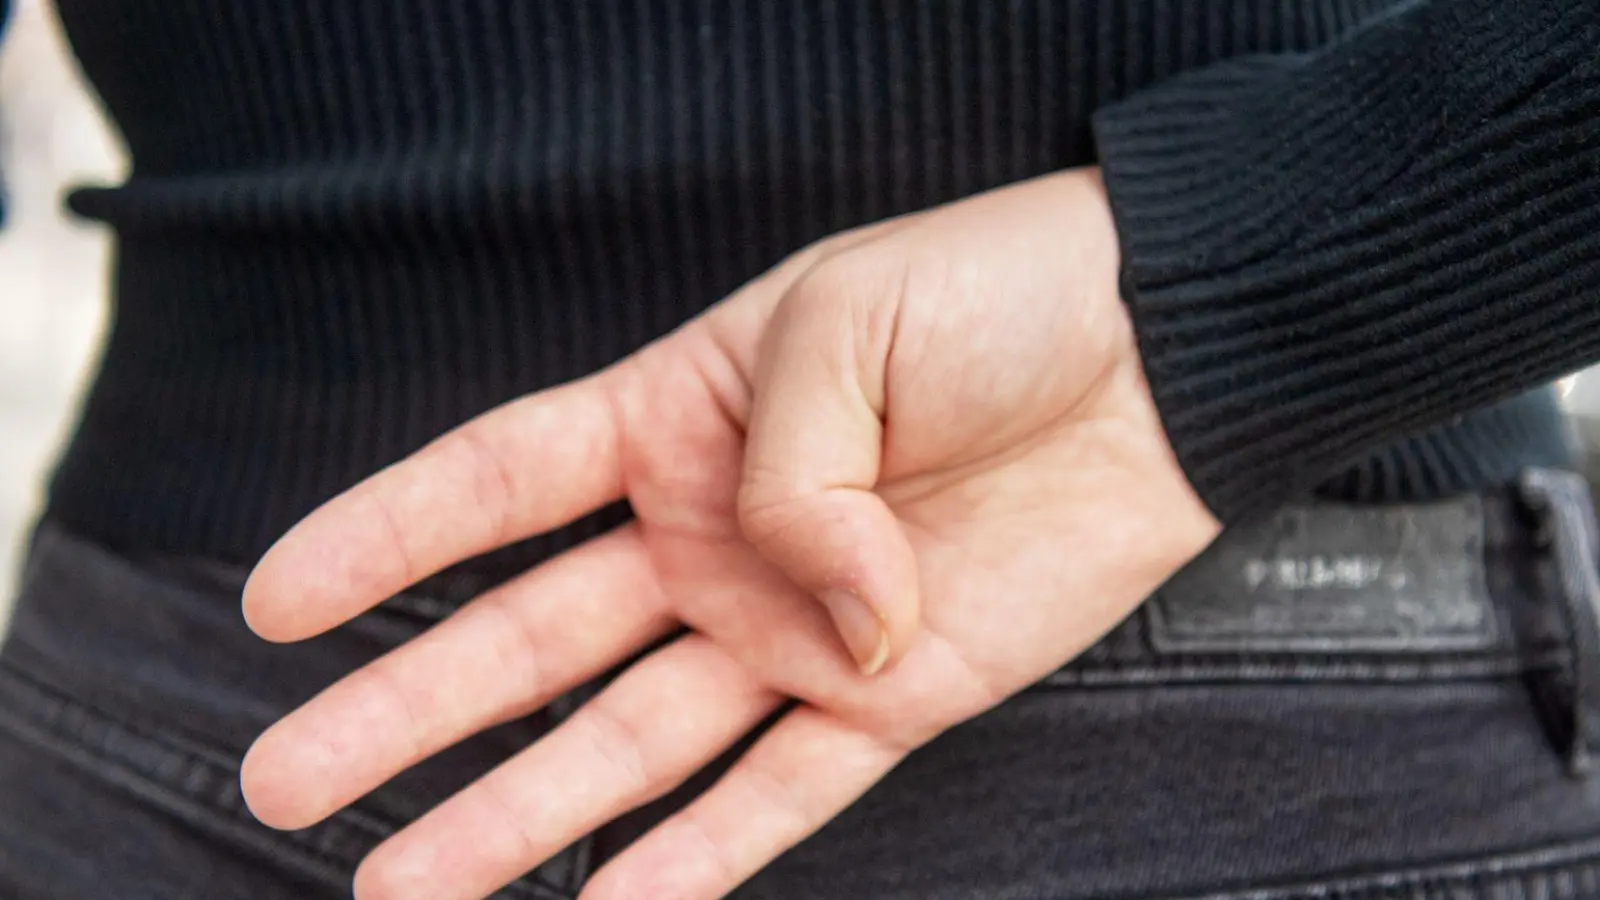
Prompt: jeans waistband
<box><xmin>5</xmin><ymin>477</ymin><xmax>1589</xmax><ymax>723</ymax></box>
<box><xmin>2</xmin><ymin>471</ymin><xmax>1599</xmax><ymax>899</ymax></box>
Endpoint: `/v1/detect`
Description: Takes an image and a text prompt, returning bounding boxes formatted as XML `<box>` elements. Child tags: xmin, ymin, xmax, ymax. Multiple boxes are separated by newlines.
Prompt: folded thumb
<box><xmin>736</xmin><ymin>260</ymin><xmax>920</xmax><ymax>676</ymax></box>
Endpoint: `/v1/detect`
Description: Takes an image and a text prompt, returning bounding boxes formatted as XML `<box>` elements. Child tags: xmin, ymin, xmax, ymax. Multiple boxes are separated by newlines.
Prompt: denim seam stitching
<box><xmin>1041</xmin><ymin>654</ymin><xmax>1564</xmax><ymax>688</ymax></box>
<box><xmin>1169</xmin><ymin>834</ymin><xmax>1600</xmax><ymax>900</ymax></box>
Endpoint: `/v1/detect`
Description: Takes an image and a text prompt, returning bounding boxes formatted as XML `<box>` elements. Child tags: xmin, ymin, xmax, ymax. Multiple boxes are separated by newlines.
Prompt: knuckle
<box><xmin>736</xmin><ymin>756</ymin><xmax>813</xmax><ymax>835</ymax></box>
<box><xmin>783</xmin><ymin>244</ymin><xmax>922</xmax><ymax>379</ymax></box>
<box><xmin>472</xmin><ymin>781</ymin><xmax>544</xmax><ymax>861</ymax></box>
<box><xmin>787</xmin><ymin>249</ymin><xmax>889</xmax><ymax>314</ymax></box>
<box><xmin>734</xmin><ymin>477</ymin><xmax>814</xmax><ymax>550</ymax></box>
<box><xmin>479</xmin><ymin>589</ymin><xmax>549</xmax><ymax>707</ymax></box>
<box><xmin>671</xmin><ymin>807</ymin><xmax>742</xmax><ymax>890</ymax></box>
<box><xmin>576</xmin><ymin>701</ymin><xmax>653</xmax><ymax>794</ymax></box>
<box><xmin>358</xmin><ymin>485</ymin><xmax>418</xmax><ymax>590</ymax></box>
<box><xmin>450</xmin><ymin>422</ymin><xmax>517</xmax><ymax>546</ymax></box>
<box><xmin>359</xmin><ymin>661</ymin><xmax>429</xmax><ymax>760</ymax></box>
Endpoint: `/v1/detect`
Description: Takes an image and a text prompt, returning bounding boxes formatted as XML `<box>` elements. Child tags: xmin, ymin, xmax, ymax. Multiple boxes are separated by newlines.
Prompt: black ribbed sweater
<box><xmin>46</xmin><ymin>0</ymin><xmax>1597</xmax><ymax>585</ymax></box>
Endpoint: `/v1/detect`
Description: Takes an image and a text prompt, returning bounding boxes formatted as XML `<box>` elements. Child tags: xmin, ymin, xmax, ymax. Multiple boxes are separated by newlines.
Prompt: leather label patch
<box><xmin>1148</xmin><ymin>496</ymin><xmax>1498</xmax><ymax>653</ymax></box>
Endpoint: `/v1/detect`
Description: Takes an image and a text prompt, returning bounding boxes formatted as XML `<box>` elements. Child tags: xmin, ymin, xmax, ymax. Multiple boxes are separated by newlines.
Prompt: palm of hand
<box><xmin>240</xmin><ymin>169</ymin><xmax>1219</xmax><ymax>900</ymax></box>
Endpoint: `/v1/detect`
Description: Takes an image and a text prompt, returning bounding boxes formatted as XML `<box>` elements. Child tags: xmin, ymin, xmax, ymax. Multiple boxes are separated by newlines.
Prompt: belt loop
<box><xmin>1519</xmin><ymin>468</ymin><xmax>1600</xmax><ymax>776</ymax></box>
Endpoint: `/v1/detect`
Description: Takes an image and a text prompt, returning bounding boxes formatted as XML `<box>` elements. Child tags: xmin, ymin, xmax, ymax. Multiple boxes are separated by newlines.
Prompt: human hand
<box><xmin>239</xmin><ymin>167</ymin><xmax>1221</xmax><ymax>900</ymax></box>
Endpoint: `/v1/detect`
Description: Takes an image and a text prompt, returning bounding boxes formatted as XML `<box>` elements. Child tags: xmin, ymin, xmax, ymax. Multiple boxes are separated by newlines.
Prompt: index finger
<box><xmin>243</xmin><ymin>370</ymin><xmax>628</xmax><ymax>642</ymax></box>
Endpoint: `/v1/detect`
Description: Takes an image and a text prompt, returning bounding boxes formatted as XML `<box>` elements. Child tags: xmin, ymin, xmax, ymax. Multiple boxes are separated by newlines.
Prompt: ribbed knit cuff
<box><xmin>1093</xmin><ymin>0</ymin><xmax>1600</xmax><ymax>523</ymax></box>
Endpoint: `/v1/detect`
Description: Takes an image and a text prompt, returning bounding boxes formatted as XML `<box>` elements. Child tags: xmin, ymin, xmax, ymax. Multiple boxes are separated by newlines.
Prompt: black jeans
<box><xmin>4</xmin><ymin>471</ymin><xmax>1600</xmax><ymax>899</ymax></box>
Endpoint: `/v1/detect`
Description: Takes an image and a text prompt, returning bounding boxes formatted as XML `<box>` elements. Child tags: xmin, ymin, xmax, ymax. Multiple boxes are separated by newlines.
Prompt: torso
<box><xmin>46</xmin><ymin>0</ymin><xmax>1433</xmax><ymax>574</ymax></box>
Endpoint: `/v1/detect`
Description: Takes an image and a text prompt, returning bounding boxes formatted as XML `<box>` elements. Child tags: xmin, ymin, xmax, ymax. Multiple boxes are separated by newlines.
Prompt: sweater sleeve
<box><xmin>1092</xmin><ymin>0</ymin><xmax>1600</xmax><ymax>524</ymax></box>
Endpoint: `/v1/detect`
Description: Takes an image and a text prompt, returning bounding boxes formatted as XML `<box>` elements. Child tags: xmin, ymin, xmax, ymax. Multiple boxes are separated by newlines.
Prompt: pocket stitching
<box><xmin>0</xmin><ymin>663</ymin><xmax>575</xmax><ymax>900</ymax></box>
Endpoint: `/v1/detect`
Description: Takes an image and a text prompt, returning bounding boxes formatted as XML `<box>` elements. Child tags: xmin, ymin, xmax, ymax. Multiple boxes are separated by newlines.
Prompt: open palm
<box><xmin>240</xmin><ymin>168</ymin><xmax>1220</xmax><ymax>900</ymax></box>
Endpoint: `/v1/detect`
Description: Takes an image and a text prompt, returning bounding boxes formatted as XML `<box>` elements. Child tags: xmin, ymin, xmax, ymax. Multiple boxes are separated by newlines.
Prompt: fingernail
<box><xmin>819</xmin><ymin>589</ymin><xmax>889</xmax><ymax>676</ymax></box>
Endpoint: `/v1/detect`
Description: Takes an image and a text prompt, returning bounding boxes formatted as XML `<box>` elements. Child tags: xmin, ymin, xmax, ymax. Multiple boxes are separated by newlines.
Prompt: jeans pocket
<box><xmin>0</xmin><ymin>661</ymin><xmax>581</xmax><ymax>900</ymax></box>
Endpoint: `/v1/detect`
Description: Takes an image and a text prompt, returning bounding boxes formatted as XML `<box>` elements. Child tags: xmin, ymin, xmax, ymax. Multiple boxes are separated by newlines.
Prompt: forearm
<box><xmin>1094</xmin><ymin>0</ymin><xmax>1600</xmax><ymax>522</ymax></box>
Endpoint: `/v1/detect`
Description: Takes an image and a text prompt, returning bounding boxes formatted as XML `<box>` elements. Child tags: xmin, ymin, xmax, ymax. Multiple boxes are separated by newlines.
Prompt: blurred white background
<box><xmin>0</xmin><ymin>0</ymin><xmax>123</xmax><ymax>627</ymax></box>
<box><xmin>0</xmin><ymin>2</ymin><xmax>1595</xmax><ymax>637</ymax></box>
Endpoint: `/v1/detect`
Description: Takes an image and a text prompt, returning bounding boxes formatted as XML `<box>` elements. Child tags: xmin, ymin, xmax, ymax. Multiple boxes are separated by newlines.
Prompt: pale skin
<box><xmin>239</xmin><ymin>167</ymin><xmax>1223</xmax><ymax>900</ymax></box>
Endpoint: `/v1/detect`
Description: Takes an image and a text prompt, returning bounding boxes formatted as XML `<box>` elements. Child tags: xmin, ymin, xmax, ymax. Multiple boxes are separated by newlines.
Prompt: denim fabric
<box><xmin>4</xmin><ymin>479</ymin><xmax>1600</xmax><ymax>899</ymax></box>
